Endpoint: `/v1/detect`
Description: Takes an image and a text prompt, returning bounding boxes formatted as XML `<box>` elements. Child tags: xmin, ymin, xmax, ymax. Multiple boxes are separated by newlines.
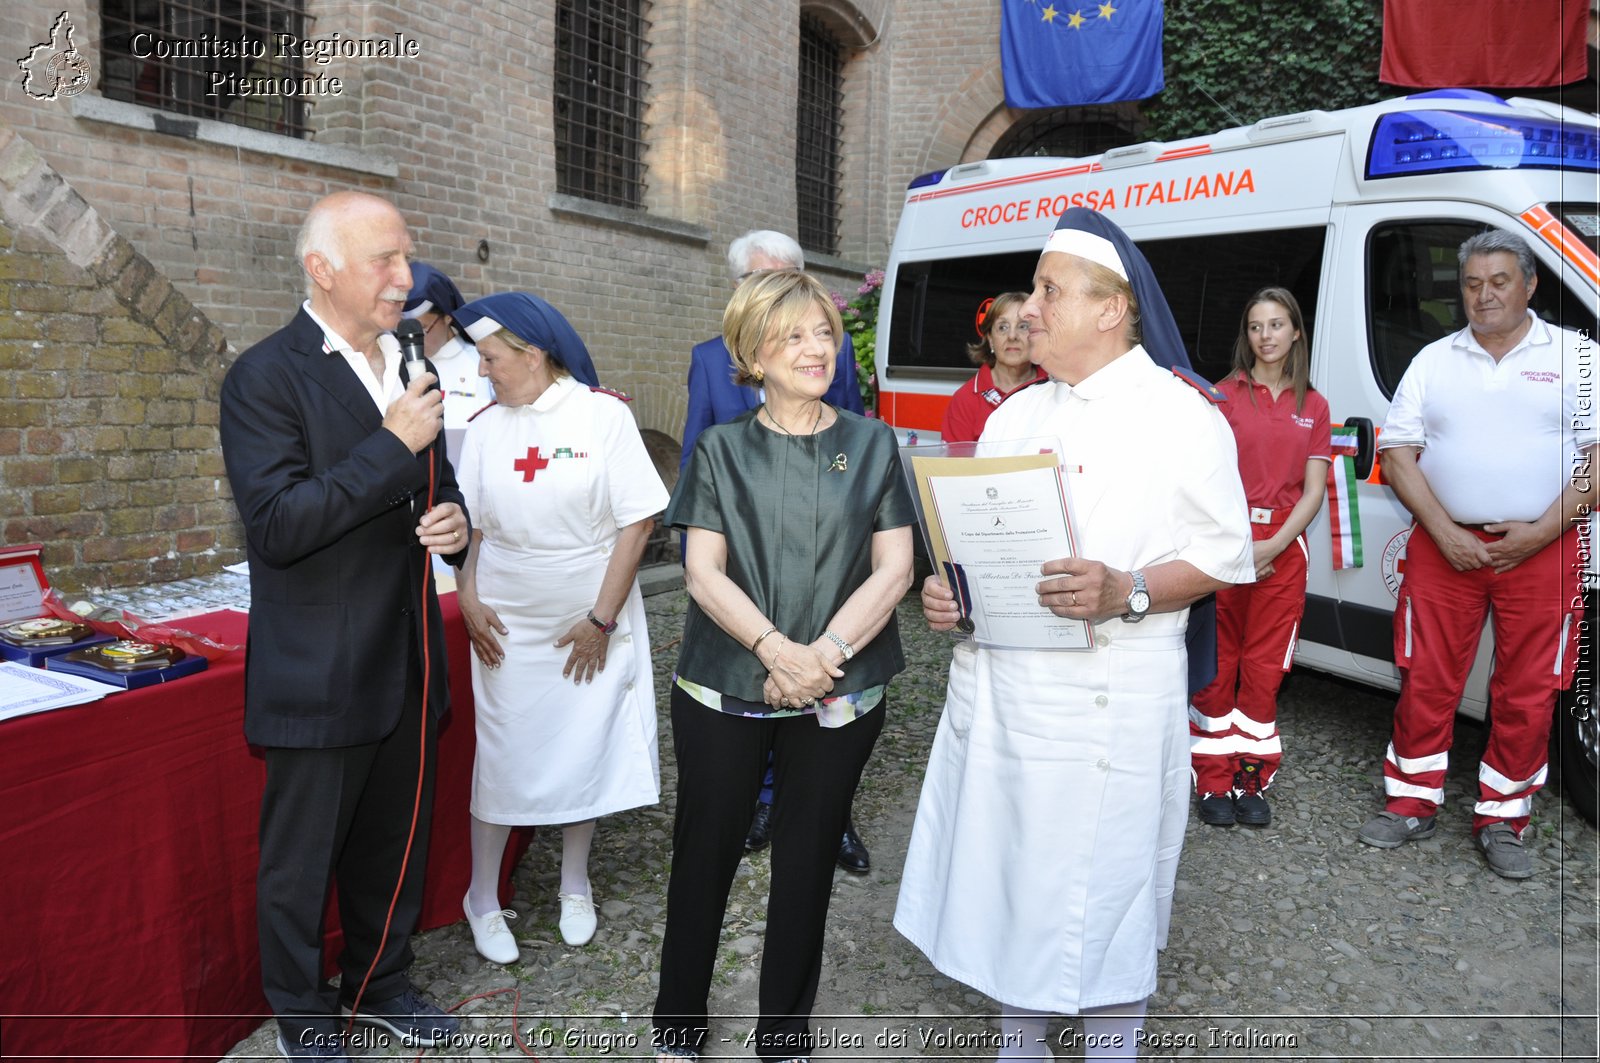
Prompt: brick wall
<box><xmin>0</xmin><ymin>126</ymin><xmax>234</xmax><ymax>594</ymax></box>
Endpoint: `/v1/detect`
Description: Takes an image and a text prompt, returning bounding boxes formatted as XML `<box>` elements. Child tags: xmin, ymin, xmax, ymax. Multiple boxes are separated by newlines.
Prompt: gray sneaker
<box><xmin>1475</xmin><ymin>822</ymin><xmax>1534</xmax><ymax>879</ymax></box>
<box><xmin>1357</xmin><ymin>810</ymin><xmax>1437</xmax><ymax>848</ymax></box>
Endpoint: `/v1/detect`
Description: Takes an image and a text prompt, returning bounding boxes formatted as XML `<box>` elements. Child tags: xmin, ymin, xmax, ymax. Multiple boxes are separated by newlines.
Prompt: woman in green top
<box><xmin>652</xmin><ymin>270</ymin><xmax>916</xmax><ymax>1063</ymax></box>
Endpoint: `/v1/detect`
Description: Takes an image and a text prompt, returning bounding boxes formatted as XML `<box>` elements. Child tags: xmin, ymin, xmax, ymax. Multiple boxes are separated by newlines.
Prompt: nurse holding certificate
<box><xmin>895</xmin><ymin>209</ymin><xmax>1254</xmax><ymax>1061</ymax></box>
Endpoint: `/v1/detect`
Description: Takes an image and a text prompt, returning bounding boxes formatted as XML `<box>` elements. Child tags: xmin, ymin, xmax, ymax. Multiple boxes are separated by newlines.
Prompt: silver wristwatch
<box><xmin>1122</xmin><ymin>570</ymin><xmax>1150</xmax><ymax>623</ymax></box>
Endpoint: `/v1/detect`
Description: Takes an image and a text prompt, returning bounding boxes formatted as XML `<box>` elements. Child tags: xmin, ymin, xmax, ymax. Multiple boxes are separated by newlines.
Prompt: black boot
<box><xmin>1233</xmin><ymin>758</ymin><xmax>1271</xmax><ymax>827</ymax></box>
<box><xmin>1197</xmin><ymin>792</ymin><xmax>1236</xmax><ymax>826</ymax></box>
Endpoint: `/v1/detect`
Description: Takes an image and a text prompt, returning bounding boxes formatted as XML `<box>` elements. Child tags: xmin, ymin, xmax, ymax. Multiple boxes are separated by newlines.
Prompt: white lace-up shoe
<box><xmin>463</xmin><ymin>894</ymin><xmax>520</xmax><ymax>964</ymax></box>
<box><xmin>558</xmin><ymin>892</ymin><xmax>597</xmax><ymax>946</ymax></box>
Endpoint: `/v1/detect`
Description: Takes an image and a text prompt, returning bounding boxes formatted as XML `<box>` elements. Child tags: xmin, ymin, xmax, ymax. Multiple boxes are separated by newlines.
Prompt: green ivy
<box><xmin>1142</xmin><ymin>0</ymin><xmax>1388</xmax><ymax>142</ymax></box>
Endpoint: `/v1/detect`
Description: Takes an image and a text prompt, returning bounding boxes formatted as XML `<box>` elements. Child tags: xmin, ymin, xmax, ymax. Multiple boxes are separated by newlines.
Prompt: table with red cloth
<box><xmin>0</xmin><ymin>593</ymin><xmax>518</xmax><ymax>1061</ymax></box>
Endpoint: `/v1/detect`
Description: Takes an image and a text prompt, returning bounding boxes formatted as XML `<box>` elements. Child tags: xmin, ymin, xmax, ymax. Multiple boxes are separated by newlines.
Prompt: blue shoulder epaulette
<box><xmin>466</xmin><ymin>400</ymin><xmax>498</xmax><ymax>422</ymax></box>
<box><xmin>1171</xmin><ymin>366</ymin><xmax>1227</xmax><ymax>404</ymax></box>
<box><xmin>590</xmin><ymin>385</ymin><xmax>633</xmax><ymax>403</ymax></box>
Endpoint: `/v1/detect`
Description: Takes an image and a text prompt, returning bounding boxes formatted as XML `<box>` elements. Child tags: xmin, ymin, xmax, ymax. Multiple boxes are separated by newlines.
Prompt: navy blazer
<box><xmin>220</xmin><ymin>308</ymin><xmax>469</xmax><ymax>749</ymax></box>
<box><xmin>679</xmin><ymin>332</ymin><xmax>863</xmax><ymax>472</ymax></box>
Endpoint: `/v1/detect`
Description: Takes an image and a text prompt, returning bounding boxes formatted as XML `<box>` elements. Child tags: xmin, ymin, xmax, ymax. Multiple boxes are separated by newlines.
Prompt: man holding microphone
<box><xmin>220</xmin><ymin>191</ymin><xmax>468</xmax><ymax>1060</ymax></box>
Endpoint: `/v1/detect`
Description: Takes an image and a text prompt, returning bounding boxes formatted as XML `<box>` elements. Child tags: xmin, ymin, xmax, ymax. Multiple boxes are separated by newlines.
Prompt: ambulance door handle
<box><xmin>1344</xmin><ymin>416</ymin><xmax>1376</xmax><ymax>480</ymax></box>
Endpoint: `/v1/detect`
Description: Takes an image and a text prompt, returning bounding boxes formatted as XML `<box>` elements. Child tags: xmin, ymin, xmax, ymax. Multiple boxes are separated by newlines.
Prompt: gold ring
<box><xmin>453</xmin><ymin>530</ymin><xmax>460</xmax><ymax>540</ymax></box>
<box><xmin>1071</xmin><ymin>591</ymin><xmax>1078</xmax><ymax>607</ymax></box>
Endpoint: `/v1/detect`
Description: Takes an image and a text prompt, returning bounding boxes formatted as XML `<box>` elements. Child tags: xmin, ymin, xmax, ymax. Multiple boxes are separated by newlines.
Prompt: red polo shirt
<box><xmin>1216</xmin><ymin>372</ymin><xmax>1332</xmax><ymax>513</ymax></box>
<box><xmin>940</xmin><ymin>363</ymin><xmax>1048</xmax><ymax>443</ymax></box>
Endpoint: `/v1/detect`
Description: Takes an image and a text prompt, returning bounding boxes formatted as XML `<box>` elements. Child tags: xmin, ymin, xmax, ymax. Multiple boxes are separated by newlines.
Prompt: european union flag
<box><xmin>1001</xmin><ymin>0</ymin><xmax>1165</xmax><ymax>109</ymax></box>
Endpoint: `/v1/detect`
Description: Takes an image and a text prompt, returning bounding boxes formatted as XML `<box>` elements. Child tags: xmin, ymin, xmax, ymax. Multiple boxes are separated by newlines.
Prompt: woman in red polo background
<box><xmin>1190</xmin><ymin>287</ymin><xmax>1330</xmax><ymax>828</ymax></box>
<box><xmin>939</xmin><ymin>292</ymin><xmax>1046</xmax><ymax>443</ymax></box>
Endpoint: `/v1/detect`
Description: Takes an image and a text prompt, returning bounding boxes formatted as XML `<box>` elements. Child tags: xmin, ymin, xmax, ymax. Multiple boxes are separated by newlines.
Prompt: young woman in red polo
<box><xmin>1190</xmin><ymin>287</ymin><xmax>1331</xmax><ymax>827</ymax></box>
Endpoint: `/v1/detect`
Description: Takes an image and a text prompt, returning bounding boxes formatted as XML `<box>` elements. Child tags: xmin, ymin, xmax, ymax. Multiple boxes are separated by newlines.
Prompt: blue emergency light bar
<box><xmin>1366</xmin><ymin>108</ymin><xmax>1600</xmax><ymax>179</ymax></box>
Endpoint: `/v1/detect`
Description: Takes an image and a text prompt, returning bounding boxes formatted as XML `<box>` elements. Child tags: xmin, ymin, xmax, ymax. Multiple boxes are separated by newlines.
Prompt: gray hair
<box><xmin>726</xmin><ymin>229</ymin><xmax>804</xmax><ymax>280</ymax></box>
<box><xmin>295</xmin><ymin>203</ymin><xmax>347</xmax><ymax>296</ymax></box>
<box><xmin>1459</xmin><ymin>229</ymin><xmax>1537</xmax><ymax>285</ymax></box>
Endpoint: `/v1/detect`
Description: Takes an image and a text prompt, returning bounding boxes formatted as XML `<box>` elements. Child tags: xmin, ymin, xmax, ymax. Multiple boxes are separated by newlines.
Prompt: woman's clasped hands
<box><xmin>760</xmin><ymin>635</ymin><xmax>843</xmax><ymax>709</ymax></box>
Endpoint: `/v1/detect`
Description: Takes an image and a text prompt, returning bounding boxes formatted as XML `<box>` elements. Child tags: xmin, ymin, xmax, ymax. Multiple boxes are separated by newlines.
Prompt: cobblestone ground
<box><xmin>220</xmin><ymin>585</ymin><xmax>1599</xmax><ymax>1062</ymax></box>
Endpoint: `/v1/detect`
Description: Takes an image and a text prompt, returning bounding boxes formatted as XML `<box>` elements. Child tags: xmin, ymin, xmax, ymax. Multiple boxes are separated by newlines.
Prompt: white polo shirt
<box><xmin>1380</xmin><ymin>311</ymin><xmax>1595</xmax><ymax>524</ymax></box>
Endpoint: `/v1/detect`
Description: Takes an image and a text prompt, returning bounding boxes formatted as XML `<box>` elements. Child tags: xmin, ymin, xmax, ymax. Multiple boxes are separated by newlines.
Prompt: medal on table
<box><xmin>61</xmin><ymin>639</ymin><xmax>187</xmax><ymax>671</ymax></box>
<box><xmin>0</xmin><ymin>617</ymin><xmax>97</xmax><ymax>647</ymax></box>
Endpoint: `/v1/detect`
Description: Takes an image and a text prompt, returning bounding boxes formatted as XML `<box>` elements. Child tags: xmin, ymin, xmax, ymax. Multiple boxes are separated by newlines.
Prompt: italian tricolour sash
<box><xmin>1326</xmin><ymin>426</ymin><xmax>1363</xmax><ymax>569</ymax></box>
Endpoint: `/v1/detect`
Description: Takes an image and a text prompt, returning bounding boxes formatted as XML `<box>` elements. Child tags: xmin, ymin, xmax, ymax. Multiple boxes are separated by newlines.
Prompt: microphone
<box><xmin>396</xmin><ymin>318</ymin><xmax>428</xmax><ymax>387</ymax></box>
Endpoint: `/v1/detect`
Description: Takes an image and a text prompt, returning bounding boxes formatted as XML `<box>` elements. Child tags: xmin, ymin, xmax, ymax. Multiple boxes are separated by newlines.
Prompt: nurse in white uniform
<box><xmin>450</xmin><ymin>293</ymin><xmax>668</xmax><ymax>962</ymax></box>
<box><xmin>895</xmin><ymin>210</ymin><xmax>1254</xmax><ymax>1060</ymax></box>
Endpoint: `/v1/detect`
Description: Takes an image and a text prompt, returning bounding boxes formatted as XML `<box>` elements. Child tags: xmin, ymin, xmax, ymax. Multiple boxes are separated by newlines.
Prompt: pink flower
<box><xmin>830</xmin><ymin>292</ymin><xmax>849</xmax><ymax>311</ymax></box>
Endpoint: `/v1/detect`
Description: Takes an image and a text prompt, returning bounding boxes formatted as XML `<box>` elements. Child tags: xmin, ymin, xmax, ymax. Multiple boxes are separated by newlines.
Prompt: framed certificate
<box><xmin>900</xmin><ymin>439</ymin><xmax>1093</xmax><ymax>650</ymax></box>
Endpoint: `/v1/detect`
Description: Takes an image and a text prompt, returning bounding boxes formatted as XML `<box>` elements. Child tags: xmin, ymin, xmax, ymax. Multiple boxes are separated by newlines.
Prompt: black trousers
<box><xmin>256</xmin><ymin>666</ymin><xmax>437</xmax><ymax>1036</ymax></box>
<box><xmin>653</xmin><ymin>686</ymin><xmax>885</xmax><ymax>1061</ymax></box>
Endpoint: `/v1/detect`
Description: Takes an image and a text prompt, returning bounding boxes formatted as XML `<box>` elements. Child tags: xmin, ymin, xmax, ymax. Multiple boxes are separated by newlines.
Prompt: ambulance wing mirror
<box><xmin>1343</xmin><ymin>417</ymin><xmax>1376</xmax><ymax>480</ymax></box>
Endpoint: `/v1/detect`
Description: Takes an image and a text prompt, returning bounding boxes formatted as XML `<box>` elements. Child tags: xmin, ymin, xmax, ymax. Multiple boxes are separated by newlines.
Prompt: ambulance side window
<box><xmin>1367</xmin><ymin>219</ymin><xmax>1599</xmax><ymax>399</ymax></box>
<box><xmin>887</xmin><ymin>231</ymin><xmax>1325</xmax><ymax>383</ymax></box>
<box><xmin>887</xmin><ymin>251</ymin><xmax>1042</xmax><ymax>378</ymax></box>
<box><xmin>1138</xmin><ymin>227</ymin><xmax>1327</xmax><ymax>385</ymax></box>
<box><xmin>1367</xmin><ymin>222</ymin><xmax>1476</xmax><ymax>398</ymax></box>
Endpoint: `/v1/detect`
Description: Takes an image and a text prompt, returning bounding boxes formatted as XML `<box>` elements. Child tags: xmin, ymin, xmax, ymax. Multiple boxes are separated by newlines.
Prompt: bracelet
<box><xmin>761</xmin><ymin>635</ymin><xmax>789</xmax><ymax>670</ymax></box>
<box><xmin>822</xmin><ymin>629</ymin><xmax>855</xmax><ymax>661</ymax></box>
<box><xmin>750</xmin><ymin>626</ymin><xmax>778</xmax><ymax>656</ymax></box>
<box><xmin>587</xmin><ymin>610</ymin><xmax>618</xmax><ymax>636</ymax></box>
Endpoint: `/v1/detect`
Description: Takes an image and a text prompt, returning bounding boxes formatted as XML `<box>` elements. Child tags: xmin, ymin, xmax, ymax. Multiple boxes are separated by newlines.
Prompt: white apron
<box><xmin>893</xmin><ymin>631</ymin><xmax>1190</xmax><ymax>1012</ymax></box>
<box><xmin>459</xmin><ymin>379</ymin><xmax>666</xmax><ymax>824</ymax></box>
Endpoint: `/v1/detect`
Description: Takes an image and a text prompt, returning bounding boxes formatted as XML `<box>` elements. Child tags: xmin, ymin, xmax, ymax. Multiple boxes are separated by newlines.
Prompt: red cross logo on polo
<box><xmin>513</xmin><ymin>447</ymin><xmax>550</xmax><ymax>483</ymax></box>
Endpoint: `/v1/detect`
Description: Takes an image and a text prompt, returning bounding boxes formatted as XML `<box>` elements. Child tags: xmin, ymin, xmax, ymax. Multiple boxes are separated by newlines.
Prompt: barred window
<box><xmin>100</xmin><ymin>1</ymin><xmax>312</xmax><ymax>138</ymax></box>
<box><xmin>796</xmin><ymin>15</ymin><xmax>843</xmax><ymax>255</ymax></box>
<box><xmin>555</xmin><ymin>0</ymin><xmax>651</xmax><ymax>209</ymax></box>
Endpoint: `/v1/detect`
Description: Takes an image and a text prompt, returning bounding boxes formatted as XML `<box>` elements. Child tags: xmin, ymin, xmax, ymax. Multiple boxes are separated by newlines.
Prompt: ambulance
<box><xmin>877</xmin><ymin>90</ymin><xmax>1599</xmax><ymax>822</ymax></box>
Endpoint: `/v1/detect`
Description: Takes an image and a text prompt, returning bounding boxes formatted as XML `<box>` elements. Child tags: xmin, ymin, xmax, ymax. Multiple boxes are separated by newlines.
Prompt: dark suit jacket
<box><xmin>220</xmin><ymin>308</ymin><xmax>468</xmax><ymax>749</ymax></box>
<box><xmin>679</xmin><ymin>333</ymin><xmax>863</xmax><ymax>473</ymax></box>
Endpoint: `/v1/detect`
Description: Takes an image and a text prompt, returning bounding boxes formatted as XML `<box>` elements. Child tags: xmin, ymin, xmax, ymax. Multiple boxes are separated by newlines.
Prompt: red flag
<box><xmin>1380</xmin><ymin>0</ymin><xmax>1589</xmax><ymax>88</ymax></box>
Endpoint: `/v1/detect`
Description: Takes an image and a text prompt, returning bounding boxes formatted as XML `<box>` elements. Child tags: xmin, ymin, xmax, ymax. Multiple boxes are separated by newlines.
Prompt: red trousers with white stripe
<box><xmin>1382</xmin><ymin>524</ymin><xmax>1581</xmax><ymax>834</ymax></box>
<box><xmin>1190</xmin><ymin>525</ymin><xmax>1307</xmax><ymax>796</ymax></box>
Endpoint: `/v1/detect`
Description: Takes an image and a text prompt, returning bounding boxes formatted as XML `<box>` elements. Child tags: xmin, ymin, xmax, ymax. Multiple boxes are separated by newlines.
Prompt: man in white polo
<box><xmin>1358</xmin><ymin>229</ymin><xmax>1595</xmax><ymax>878</ymax></box>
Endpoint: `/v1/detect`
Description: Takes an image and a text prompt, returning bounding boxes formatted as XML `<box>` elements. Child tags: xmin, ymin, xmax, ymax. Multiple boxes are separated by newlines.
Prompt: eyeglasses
<box><xmin>423</xmin><ymin>313</ymin><xmax>449</xmax><ymax>336</ymax></box>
